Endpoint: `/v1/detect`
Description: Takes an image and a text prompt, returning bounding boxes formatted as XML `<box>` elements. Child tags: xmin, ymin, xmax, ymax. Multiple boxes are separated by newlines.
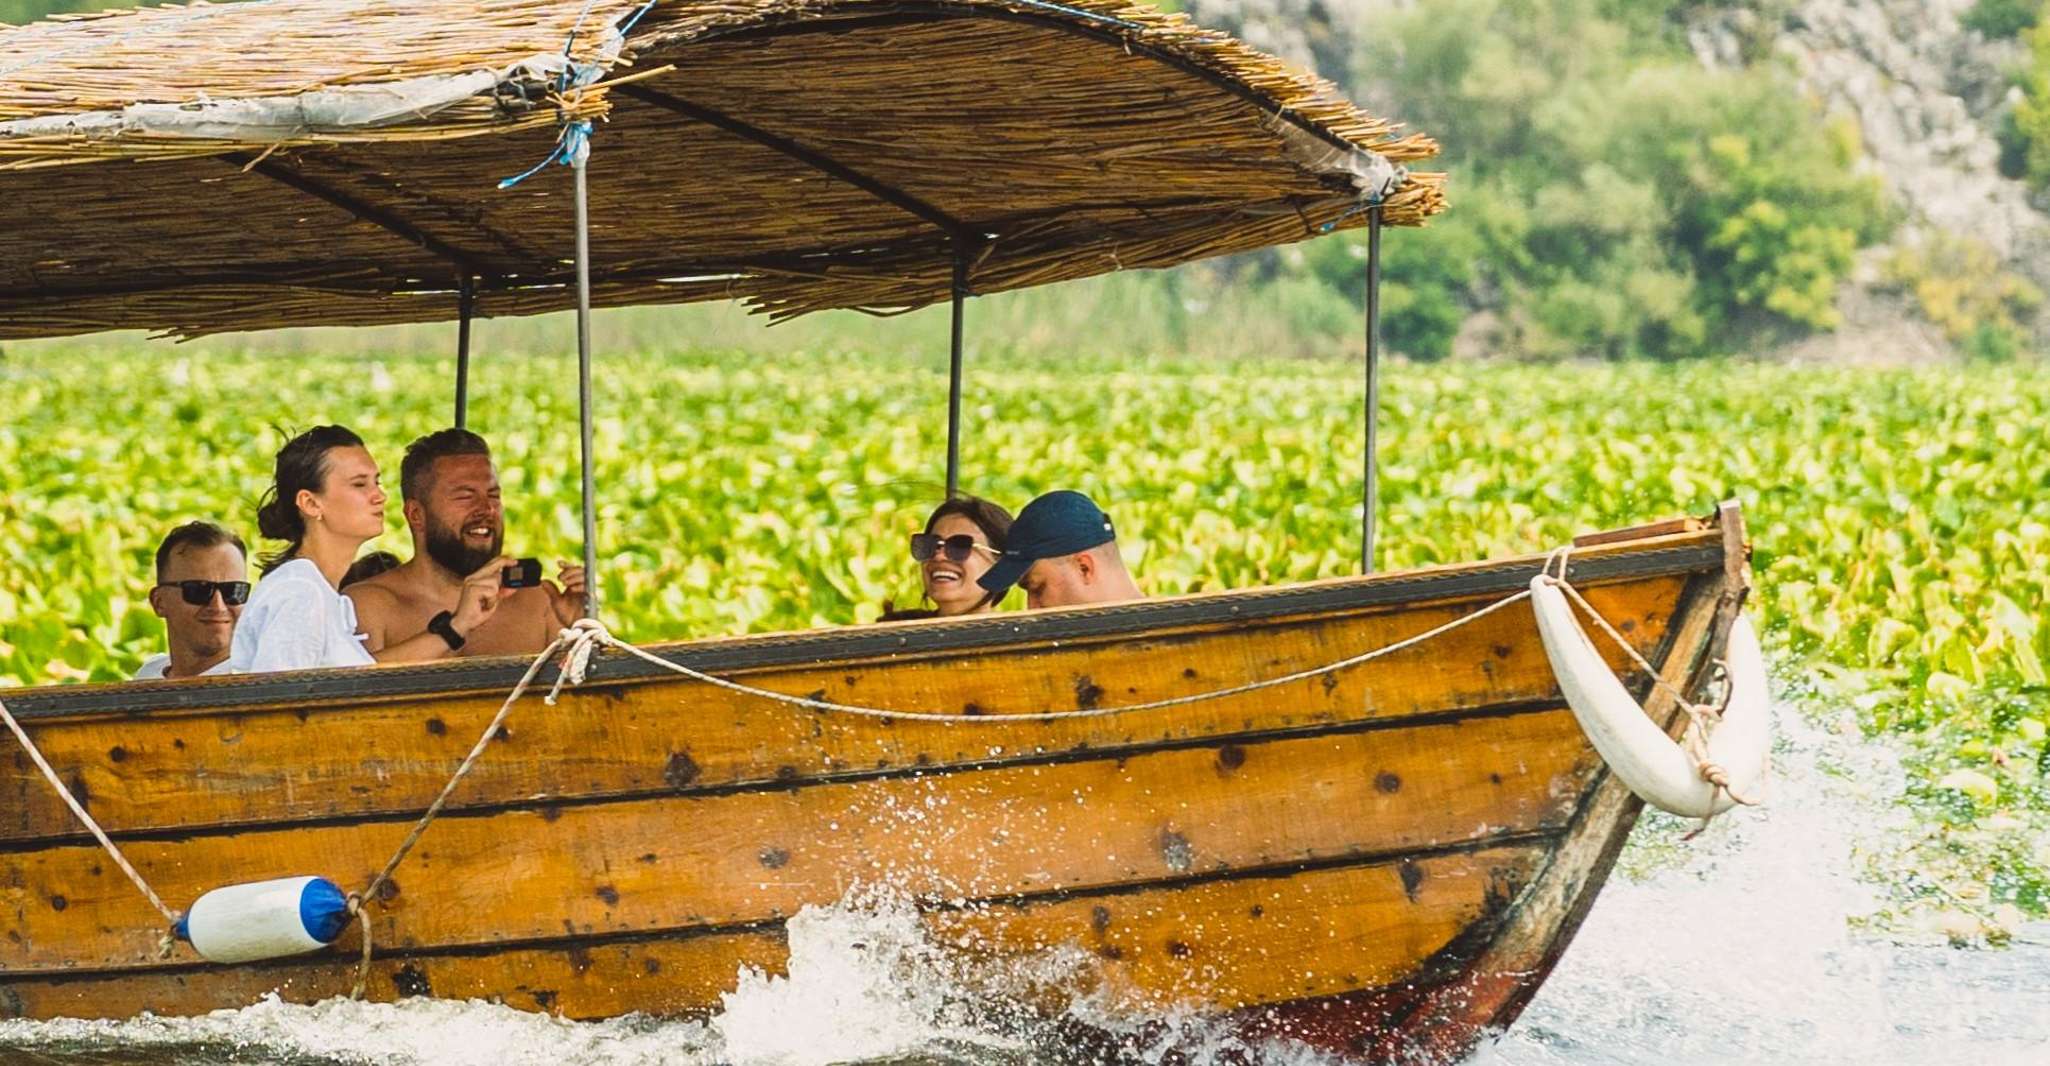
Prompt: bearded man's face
<box><xmin>420</xmin><ymin>454</ymin><xmax>504</xmax><ymax>576</ymax></box>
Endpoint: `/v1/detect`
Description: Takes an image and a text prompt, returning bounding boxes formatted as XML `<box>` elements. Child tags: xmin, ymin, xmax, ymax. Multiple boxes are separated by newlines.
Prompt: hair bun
<box><xmin>255</xmin><ymin>489</ymin><xmax>301</xmax><ymax>541</ymax></box>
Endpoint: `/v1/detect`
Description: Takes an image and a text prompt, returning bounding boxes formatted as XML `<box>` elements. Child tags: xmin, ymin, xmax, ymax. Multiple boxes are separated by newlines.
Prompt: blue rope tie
<box><xmin>501</xmin><ymin>0</ymin><xmax>642</xmax><ymax>189</ymax></box>
<box><xmin>558</xmin><ymin>0</ymin><xmax>603</xmax><ymax>85</ymax></box>
<box><xmin>1000</xmin><ymin>0</ymin><xmax>1143</xmax><ymax>31</ymax></box>
<box><xmin>500</xmin><ymin>119</ymin><xmax>593</xmax><ymax>189</ymax></box>
<box><xmin>616</xmin><ymin>0</ymin><xmax>661</xmax><ymax>39</ymax></box>
<box><xmin>1318</xmin><ymin>197</ymin><xmax>1383</xmax><ymax>234</ymax></box>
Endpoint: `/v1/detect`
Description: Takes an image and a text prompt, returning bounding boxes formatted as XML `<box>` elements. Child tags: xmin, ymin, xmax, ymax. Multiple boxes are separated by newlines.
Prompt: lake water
<box><xmin>4</xmin><ymin>691</ymin><xmax>2046</xmax><ymax>1066</ymax></box>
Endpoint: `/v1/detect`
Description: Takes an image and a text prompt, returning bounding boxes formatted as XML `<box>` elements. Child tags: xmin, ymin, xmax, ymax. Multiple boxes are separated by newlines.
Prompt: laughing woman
<box><xmin>884</xmin><ymin>496</ymin><xmax>1014</xmax><ymax>621</ymax></box>
<box><xmin>229</xmin><ymin>425</ymin><xmax>509</xmax><ymax>673</ymax></box>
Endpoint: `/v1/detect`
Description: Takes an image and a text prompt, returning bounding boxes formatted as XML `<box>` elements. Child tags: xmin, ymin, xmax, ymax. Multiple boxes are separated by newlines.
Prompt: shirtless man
<box><xmin>346</xmin><ymin>429</ymin><xmax>584</xmax><ymax>657</ymax></box>
<box><xmin>137</xmin><ymin>521</ymin><xmax>248</xmax><ymax>679</ymax></box>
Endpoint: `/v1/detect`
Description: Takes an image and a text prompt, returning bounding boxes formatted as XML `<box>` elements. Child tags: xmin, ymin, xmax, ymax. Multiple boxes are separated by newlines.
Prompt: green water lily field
<box><xmin>0</xmin><ymin>342</ymin><xmax>2044</xmax><ymax>932</ymax></box>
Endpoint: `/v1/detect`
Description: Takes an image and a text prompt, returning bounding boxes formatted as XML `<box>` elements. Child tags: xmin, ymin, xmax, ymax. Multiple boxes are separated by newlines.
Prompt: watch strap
<box><xmin>428</xmin><ymin>610</ymin><xmax>466</xmax><ymax>651</ymax></box>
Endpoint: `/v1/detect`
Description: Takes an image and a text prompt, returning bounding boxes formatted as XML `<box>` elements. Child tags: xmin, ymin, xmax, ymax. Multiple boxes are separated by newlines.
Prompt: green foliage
<box><xmin>2011</xmin><ymin>17</ymin><xmax>2050</xmax><ymax>193</ymax></box>
<box><xmin>1961</xmin><ymin>0</ymin><xmax>2044</xmax><ymax>40</ymax></box>
<box><xmin>1294</xmin><ymin>207</ymin><xmax>1486</xmax><ymax>360</ymax></box>
<box><xmin>1335</xmin><ymin>0</ymin><xmax>1892</xmax><ymax>359</ymax></box>
<box><xmin>1882</xmin><ymin>234</ymin><xmax>2044</xmax><ymax>359</ymax></box>
<box><xmin>0</xmin><ymin>345</ymin><xmax>2037</xmax><ymax>695</ymax></box>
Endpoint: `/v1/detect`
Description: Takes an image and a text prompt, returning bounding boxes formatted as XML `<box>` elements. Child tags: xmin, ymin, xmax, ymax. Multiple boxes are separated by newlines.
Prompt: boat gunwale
<box><xmin>0</xmin><ymin>529</ymin><xmax>1726</xmax><ymax>723</ymax></box>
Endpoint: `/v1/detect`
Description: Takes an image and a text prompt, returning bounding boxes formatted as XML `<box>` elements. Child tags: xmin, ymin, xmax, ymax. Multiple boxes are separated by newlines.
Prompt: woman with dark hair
<box><xmin>882</xmin><ymin>496</ymin><xmax>1014</xmax><ymax>620</ymax></box>
<box><xmin>228</xmin><ymin>425</ymin><xmax>509</xmax><ymax>673</ymax></box>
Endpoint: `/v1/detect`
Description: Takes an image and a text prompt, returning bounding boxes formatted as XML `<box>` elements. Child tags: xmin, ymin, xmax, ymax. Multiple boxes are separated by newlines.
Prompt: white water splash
<box><xmin>712</xmin><ymin>892</ymin><xmax>1026</xmax><ymax>1066</ymax></box>
<box><xmin>0</xmin><ymin>994</ymin><xmax>714</xmax><ymax>1066</ymax></box>
<box><xmin>1475</xmin><ymin>694</ymin><xmax>2050</xmax><ymax>1066</ymax></box>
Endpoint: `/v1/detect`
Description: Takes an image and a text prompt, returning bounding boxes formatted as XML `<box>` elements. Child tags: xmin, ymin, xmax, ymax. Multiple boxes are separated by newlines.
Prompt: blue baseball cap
<box><xmin>976</xmin><ymin>490</ymin><xmax>1116</xmax><ymax>596</ymax></box>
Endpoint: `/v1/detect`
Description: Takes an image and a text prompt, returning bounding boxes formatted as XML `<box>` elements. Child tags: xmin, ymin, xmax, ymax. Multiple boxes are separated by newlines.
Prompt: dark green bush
<box><xmin>2014</xmin><ymin>21</ymin><xmax>2050</xmax><ymax>192</ymax></box>
<box><xmin>1962</xmin><ymin>0</ymin><xmax>2043</xmax><ymax>40</ymax></box>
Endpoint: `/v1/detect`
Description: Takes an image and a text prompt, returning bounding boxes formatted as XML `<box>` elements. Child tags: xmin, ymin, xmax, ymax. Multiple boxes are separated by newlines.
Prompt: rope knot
<box><xmin>549</xmin><ymin>617</ymin><xmax>613</xmax><ymax>702</ymax></box>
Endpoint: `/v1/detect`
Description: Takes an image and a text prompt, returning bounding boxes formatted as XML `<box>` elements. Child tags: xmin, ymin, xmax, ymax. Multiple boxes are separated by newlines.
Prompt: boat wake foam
<box><xmin>1474</xmin><ymin>683</ymin><xmax>2050</xmax><ymax>1066</ymax></box>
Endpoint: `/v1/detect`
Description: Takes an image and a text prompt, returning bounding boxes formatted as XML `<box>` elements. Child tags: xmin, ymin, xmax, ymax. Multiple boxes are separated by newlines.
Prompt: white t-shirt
<box><xmin>227</xmin><ymin>558</ymin><xmax>376</xmax><ymax>673</ymax></box>
<box><xmin>133</xmin><ymin>654</ymin><xmax>233</xmax><ymax>680</ymax></box>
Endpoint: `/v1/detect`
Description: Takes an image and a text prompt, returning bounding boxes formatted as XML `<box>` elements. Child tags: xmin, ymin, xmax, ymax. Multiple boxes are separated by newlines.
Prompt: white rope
<box><xmin>547</xmin><ymin>588</ymin><xmax>1537</xmax><ymax>723</ymax></box>
<box><xmin>347</xmin><ymin>634</ymin><xmax>568</xmax><ymax>997</ymax></box>
<box><xmin>0</xmin><ymin>696</ymin><xmax>182</xmax><ymax>957</ymax></box>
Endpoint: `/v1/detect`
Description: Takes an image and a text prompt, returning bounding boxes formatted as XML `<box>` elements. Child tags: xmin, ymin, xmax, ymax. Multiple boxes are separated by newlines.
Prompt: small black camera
<box><xmin>501</xmin><ymin>558</ymin><xmax>542</xmax><ymax>588</ymax></box>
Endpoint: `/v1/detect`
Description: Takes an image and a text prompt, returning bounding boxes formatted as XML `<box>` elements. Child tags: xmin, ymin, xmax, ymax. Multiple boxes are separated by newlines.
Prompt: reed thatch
<box><xmin>0</xmin><ymin>0</ymin><xmax>1444</xmax><ymax>340</ymax></box>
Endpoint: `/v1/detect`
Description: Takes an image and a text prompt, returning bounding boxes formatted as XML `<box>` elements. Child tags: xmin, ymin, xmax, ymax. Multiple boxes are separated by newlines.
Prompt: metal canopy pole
<box><xmin>945</xmin><ymin>250</ymin><xmax>969</xmax><ymax>498</ymax></box>
<box><xmin>453</xmin><ymin>277</ymin><xmax>476</xmax><ymax>429</ymax></box>
<box><xmin>572</xmin><ymin>148</ymin><xmax>600</xmax><ymax>619</ymax></box>
<box><xmin>1362</xmin><ymin>205</ymin><xmax>1384</xmax><ymax>575</ymax></box>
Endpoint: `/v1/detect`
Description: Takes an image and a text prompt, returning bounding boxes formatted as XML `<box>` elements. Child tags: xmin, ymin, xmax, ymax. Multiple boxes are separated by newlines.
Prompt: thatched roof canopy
<box><xmin>0</xmin><ymin>0</ymin><xmax>1443</xmax><ymax>340</ymax></box>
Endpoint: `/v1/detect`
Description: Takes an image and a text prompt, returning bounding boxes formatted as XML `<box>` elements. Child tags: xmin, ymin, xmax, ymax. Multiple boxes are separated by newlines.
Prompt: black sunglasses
<box><xmin>910</xmin><ymin>533</ymin><xmax>1001</xmax><ymax>564</ymax></box>
<box><xmin>157</xmin><ymin>580</ymin><xmax>251</xmax><ymax>606</ymax></box>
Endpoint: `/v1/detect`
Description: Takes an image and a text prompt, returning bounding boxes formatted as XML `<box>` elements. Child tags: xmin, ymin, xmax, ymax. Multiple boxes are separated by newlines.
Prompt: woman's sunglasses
<box><xmin>910</xmin><ymin>533</ymin><xmax>1001</xmax><ymax>564</ymax></box>
<box><xmin>156</xmin><ymin>580</ymin><xmax>252</xmax><ymax>606</ymax></box>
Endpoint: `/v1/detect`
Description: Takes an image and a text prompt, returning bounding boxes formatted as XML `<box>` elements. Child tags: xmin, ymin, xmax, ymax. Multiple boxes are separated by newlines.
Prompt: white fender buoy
<box><xmin>175</xmin><ymin>875</ymin><xmax>352</xmax><ymax>964</ymax></box>
<box><xmin>1530</xmin><ymin>577</ymin><xmax>1770</xmax><ymax>818</ymax></box>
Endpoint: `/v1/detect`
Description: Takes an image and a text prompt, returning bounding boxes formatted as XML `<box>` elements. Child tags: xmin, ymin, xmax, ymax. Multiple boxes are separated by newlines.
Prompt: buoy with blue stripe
<box><xmin>174</xmin><ymin>876</ymin><xmax>352</xmax><ymax>964</ymax></box>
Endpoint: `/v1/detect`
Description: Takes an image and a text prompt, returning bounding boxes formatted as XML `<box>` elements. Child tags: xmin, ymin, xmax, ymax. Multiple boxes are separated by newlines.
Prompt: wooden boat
<box><xmin>0</xmin><ymin>3</ymin><xmax>1768</xmax><ymax>1061</ymax></box>
<box><xmin>1</xmin><ymin>511</ymin><xmax>1752</xmax><ymax>1062</ymax></box>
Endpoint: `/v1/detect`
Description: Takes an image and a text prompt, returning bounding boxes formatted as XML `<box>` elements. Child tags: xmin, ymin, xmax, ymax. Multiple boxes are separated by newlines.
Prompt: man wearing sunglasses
<box><xmin>136</xmin><ymin>521</ymin><xmax>249</xmax><ymax>680</ymax></box>
<box><xmin>976</xmin><ymin>490</ymin><xmax>1142</xmax><ymax>610</ymax></box>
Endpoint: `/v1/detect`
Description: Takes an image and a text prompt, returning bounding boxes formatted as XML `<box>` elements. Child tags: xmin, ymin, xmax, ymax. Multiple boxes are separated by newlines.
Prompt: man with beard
<box><xmin>347</xmin><ymin>429</ymin><xmax>585</xmax><ymax>657</ymax></box>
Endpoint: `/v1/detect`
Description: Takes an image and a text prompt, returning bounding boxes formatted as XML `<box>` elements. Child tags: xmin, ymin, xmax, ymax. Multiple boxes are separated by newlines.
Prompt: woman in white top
<box><xmin>230</xmin><ymin>425</ymin><xmax>510</xmax><ymax>673</ymax></box>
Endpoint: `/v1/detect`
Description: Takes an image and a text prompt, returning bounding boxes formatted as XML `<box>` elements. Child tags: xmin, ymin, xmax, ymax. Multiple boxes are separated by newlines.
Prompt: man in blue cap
<box><xmin>976</xmin><ymin>490</ymin><xmax>1143</xmax><ymax>609</ymax></box>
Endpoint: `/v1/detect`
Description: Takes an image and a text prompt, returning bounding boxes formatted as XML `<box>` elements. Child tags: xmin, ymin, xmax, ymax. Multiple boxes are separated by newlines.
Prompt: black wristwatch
<box><xmin>427</xmin><ymin>610</ymin><xmax>466</xmax><ymax>651</ymax></box>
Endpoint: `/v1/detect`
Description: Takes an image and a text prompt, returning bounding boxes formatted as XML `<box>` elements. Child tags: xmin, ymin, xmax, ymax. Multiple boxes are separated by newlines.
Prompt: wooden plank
<box><xmin>3</xmin><ymin>711</ymin><xmax>1594</xmax><ymax>974</ymax></box>
<box><xmin>0</xmin><ymin>928</ymin><xmax>790</xmax><ymax>1022</ymax></box>
<box><xmin>1572</xmin><ymin>517</ymin><xmax>1703</xmax><ymax>549</ymax></box>
<box><xmin>0</xmin><ymin>578</ymin><xmax>1682</xmax><ymax>845</ymax></box>
<box><xmin>928</xmin><ymin>845</ymin><xmax>1546</xmax><ymax>1011</ymax></box>
<box><xmin>0</xmin><ymin>846</ymin><xmax>1546</xmax><ymax>1023</ymax></box>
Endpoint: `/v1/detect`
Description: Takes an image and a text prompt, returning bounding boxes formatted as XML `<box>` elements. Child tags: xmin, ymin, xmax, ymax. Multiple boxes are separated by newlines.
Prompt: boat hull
<box><xmin>0</xmin><ymin>517</ymin><xmax>1743</xmax><ymax>1063</ymax></box>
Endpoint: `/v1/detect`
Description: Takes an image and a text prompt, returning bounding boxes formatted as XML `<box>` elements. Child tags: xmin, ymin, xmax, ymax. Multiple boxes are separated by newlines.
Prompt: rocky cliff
<box><xmin>1697</xmin><ymin>0</ymin><xmax>2050</xmax><ymax>359</ymax></box>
